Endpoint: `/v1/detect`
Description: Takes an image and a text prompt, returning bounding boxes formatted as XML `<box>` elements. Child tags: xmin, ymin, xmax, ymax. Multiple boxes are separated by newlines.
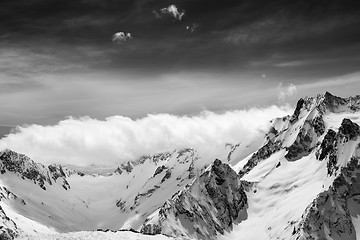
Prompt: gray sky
<box><xmin>1</xmin><ymin>0</ymin><xmax>360</xmax><ymax>126</ymax></box>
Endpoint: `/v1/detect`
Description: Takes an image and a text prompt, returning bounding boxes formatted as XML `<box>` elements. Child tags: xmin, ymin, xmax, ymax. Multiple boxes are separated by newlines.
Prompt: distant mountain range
<box><xmin>1</xmin><ymin>92</ymin><xmax>360</xmax><ymax>240</ymax></box>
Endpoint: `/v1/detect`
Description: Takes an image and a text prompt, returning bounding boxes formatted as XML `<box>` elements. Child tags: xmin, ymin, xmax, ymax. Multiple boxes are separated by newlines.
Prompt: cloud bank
<box><xmin>0</xmin><ymin>106</ymin><xmax>291</xmax><ymax>167</ymax></box>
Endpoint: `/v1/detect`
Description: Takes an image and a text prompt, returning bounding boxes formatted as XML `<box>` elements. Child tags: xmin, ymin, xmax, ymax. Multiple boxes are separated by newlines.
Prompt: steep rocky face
<box><xmin>0</xmin><ymin>205</ymin><xmax>18</xmax><ymax>240</ymax></box>
<box><xmin>317</xmin><ymin>129</ymin><xmax>337</xmax><ymax>161</ymax></box>
<box><xmin>294</xmin><ymin>156</ymin><xmax>360</xmax><ymax>240</ymax></box>
<box><xmin>293</xmin><ymin>118</ymin><xmax>360</xmax><ymax>240</ymax></box>
<box><xmin>316</xmin><ymin>119</ymin><xmax>360</xmax><ymax>176</ymax></box>
<box><xmin>0</xmin><ymin>186</ymin><xmax>24</xmax><ymax>240</ymax></box>
<box><xmin>316</xmin><ymin>92</ymin><xmax>360</xmax><ymax>114</ymax></box>
<box><xmin>285</xmin><ymin>115</ymin><xmax>325</xmax><ymax>161</ymax></box>
<box><xmin>140</xmin><ymin>159</ymin><xmax>247</xmax><ymax>240</ymax></box>
<box><xmin>238</xmin><ymin>92</ymin><xmax>360</xmax><ymax>177</ymax></box>
<box><xmin>0</xmin><ymin>149</ymin><xmax>72</xmax><ymax>190</ymax></box>
<box><xmin>239</xmin><ymin>140</ymin><xmax>282</xmax><ymax>177</ymax></box>
<box><xmin>338</xmin><ymin>118</ymin><xmax>360</xmax><ymax>142</ymax></box>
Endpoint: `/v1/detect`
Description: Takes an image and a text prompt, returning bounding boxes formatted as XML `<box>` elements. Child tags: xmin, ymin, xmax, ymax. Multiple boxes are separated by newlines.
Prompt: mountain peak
<box><xmin>291</xmin><ymin>92</ymin><xmax>360</xmax><ymax>123</ymax></box>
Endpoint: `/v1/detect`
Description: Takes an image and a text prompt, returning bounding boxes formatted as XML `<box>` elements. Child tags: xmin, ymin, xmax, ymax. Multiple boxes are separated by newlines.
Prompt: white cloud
<box><xmin>0</xmin><ymin>107</ymin><xmax>290</xmax><ymax>167</ymax></box>
<box><xmin>186</xmin><ymin>23</ymin><xmax>199</xmax><ymax>32</ymax></box>
<box><xmin>277</xmin><ymin>83</ymin><xmax>297</xmax><ymax>101</ymax></box>
<box><xmin>160</xmin><ymin>4</ymin><xmax>185</xmax><ymax>21</ymax></box>
<box><xmin>112</xmin><ymin>32</ymin><xmax>132</xmax><ymax>43</ymax></box>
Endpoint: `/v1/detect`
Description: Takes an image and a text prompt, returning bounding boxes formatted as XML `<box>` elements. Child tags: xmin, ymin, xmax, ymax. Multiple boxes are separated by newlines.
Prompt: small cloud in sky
<box><xmin>186</xmin><ymin>23</ymin><xmax>199</xmax><ymax>32</ymax></box>
<box><xmin>152</xmin><ymin>10</ymin><xmax>161</xmax><ymax>19</ymax></box>
<box><xmin>158</xmin><ymin>4</ymin><xmax>185</xmax><ymax>21</ymax></box>
<box><xmin>278</xmin><ymin>83</ymin><xmax>297</xmax><ymax>101</ymax></box>
<box><xmin>112</xmin><ymin>32</ymin><xmax>132</xmax><ymax>44</ymax></box>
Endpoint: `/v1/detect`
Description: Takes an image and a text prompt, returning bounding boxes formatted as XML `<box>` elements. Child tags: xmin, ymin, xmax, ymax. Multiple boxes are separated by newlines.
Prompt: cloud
<box><xmin>186</xmin><ymin>23</ymin><xmax>199</xmax><ymax>32</ymax></box>
<box><xmin>277</xmin><ymin>83</ymin><xmax>297</xmax><ymax>101</ymax></box>
<box><xmin>159</xmin><ymin>4</ymin><xmax>185</xmax><ymax>21</ymax></box>
<box><xmin>112</xmin><ymin>32</ymin><xmax>132</xmax><ymax>43</ymax></box>
<box><xmin>0</xmin><ymin>106</ymin><xmax>290</xmax><ymax>167</ymax></box>
<box><xmin>152</xmin><ymin>10</ymin><xmax>162</xmax><ymax>19</ymax></box>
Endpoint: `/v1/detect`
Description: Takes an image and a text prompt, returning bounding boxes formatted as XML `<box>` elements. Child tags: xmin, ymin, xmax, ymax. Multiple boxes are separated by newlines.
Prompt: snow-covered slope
<box><xmin>2</xmin><ymin>91</ymin><xmax>360</xmax><ymax>240</ymax></box>
<box><xmin>0</xmin><ymin>143</ymin><xmax>242</xmax><ymax>239</ymax></box>
<box><xmin>222</xmin><ymin>92</ymin><xmax>360</xmax><ymax>240</ymax></box>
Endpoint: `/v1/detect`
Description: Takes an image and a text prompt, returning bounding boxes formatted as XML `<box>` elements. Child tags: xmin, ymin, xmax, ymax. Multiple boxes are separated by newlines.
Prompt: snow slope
<box><xmin>0</xmin><ymin>143</ymin><xmax>243</xmax><ymax>239</ymax></box>
<box><xmin>222</xmin><ymin>92</ymin><xmax>360</xmax><ymax>240</ymax></box>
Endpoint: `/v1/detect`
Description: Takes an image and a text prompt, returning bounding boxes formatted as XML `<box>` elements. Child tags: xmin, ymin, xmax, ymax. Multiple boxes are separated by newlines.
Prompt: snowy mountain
<box><xmin>1</xmin><ymin>92</ymin><xmax>360</xmax><ymax>240</ymax></box>
<box><xmin>0</xmin><ymin>145</ymin><xmax>243</xmax><ymax>239</ymax></box>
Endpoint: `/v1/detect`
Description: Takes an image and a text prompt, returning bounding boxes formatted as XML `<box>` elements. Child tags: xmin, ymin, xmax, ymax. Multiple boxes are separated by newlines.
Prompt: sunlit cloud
<box><xmin>112</xmin><ymin>32</ymin><xmax>132</xmax><ymax>44</ymax></box>
<box><xmin>0</xmin><ymin>106</ymin><xmax>291</xmax><ymax>167</ymax></box>
<box><xmin>158</xmin><ymin>4</ymin><xmax>185</xmax><ymax>21</ymax></box>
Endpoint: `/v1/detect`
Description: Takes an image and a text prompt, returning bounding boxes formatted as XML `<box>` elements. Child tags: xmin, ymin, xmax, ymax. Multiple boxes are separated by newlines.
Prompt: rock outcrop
<box><xmin>295</xmin><ymin>156</ymin><xmax>360</xmax><ymax>240</ymax></box>
<box><xmin>294</xmin><ymin>118</ymin><xmax>360</xmax><ymax>240</ymax></box>
<box><xmin>0</xmin><ymin>149</ymin><xmax>72</xmax><ymax>190</ymax></box>
<box><xmin>140</xmin><ymin>159</ymin><xmax>247</xmax><ymax>239</ymax></box>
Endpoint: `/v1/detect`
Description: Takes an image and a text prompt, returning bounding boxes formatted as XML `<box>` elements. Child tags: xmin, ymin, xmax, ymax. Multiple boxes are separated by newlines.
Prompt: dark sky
<box><xmin>1</xmin><ymin>0</ymin><xmax>360</xmax><ymax>125</ymax></box>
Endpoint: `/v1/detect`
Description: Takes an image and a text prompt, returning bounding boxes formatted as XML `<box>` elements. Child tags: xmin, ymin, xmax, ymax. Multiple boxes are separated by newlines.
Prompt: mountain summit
<box><xmin>1</xmin><ymin>92</ymin><xmax>360</xmax><ymax>240</ymax></box>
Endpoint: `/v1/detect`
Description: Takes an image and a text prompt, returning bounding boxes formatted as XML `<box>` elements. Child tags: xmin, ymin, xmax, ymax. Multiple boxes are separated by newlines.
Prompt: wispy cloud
<box><xmin>222</xmin><ymin>15</ymin><xmax>359</xmax><ymax>46</ymax></box>
<box><xmin>278</xmin><ymin>83</ymin><xmax>297</xmax><ymax>101</ymax></box>
<box><xmin>0</xmin><ymin>107</ymin><xmax>290</xmax><ymax>167</ymax></box>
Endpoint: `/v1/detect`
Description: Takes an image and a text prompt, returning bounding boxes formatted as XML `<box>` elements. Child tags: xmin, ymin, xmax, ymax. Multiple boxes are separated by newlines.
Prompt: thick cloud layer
<box><xmin>0</xmin><ymin>106</ymin><xmax>291</xmax><ymax>167</ymax></box>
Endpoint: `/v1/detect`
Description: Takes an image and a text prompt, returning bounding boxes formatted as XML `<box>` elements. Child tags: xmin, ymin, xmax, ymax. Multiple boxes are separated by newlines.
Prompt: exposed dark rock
<box><xmin>0</xmin><ymin>226</ymin><xmax>17</xmax><ymax>240</ymax></box>
<box><xmin>317</xmin><ymin>129</ymin><xmax>337</xmax><ymax>161</ymax></box>
<box><xmin>290</xmin><ymin>98</ymin><xmax>305</xmax><ymax>123</ymax></box>
<box><xmin>311</xmin><ymin>115</ymin><xmax>325</xmax><ymax>136</ymax></box>
<box><xmin>120</xmin><ymin>162</ymin><xmax>133</xmax><ymax>173</ymax></box>
<box><xmin>338</xmin><ymin>118</ymin><xmax>360</xmax><ymax>142</ymax></box>
<box><xmin>285</xmin><ymin>115</ymin><xmax>325</xmax><ymax>161</ymax></box>
<box><xmin>116</xmin><ymin>199</ymin><xmax>126</xmax><ymax>211</ymax></box>
<box><xmin>316</xmin><ymin>92</ymin><xmax>360</xmax><ymax>114</ymax></box>
<box><xmin>239</xmin><ymin>140</ymin><xmax>281</xmax><ymax>177</ymax></box>
<box><xmin>295</xmin><ymin>157</ymin><xmax>360</xmax><ymax>240</ymax></box>
<box><xmin>285</xmin><ymin>129</ymin><xmax>312</xmax><ymax>161</ymax></box>
<box><xmin>188</xmin><ymin>161</ymin><xmax>195</xmax><ymax>179</ymax></box>
<box><xmin>161</xmin><ymin>169</ymin><xmax>172</xmax><ymax>183</ymax></box>
<box><xmin>0</xmin><ymin>149</ymin><xmax>72</xmax><ymax>190</ymax></box>
<box><xmin>48</xmin><ymin>164</ymin><xmax>67</xmax><ymax>182</ymax></box>
<box><xmin>0</xmin><ymin>206</ymin><xmax>18</xmax><ymax>240</ymax></box>
<box><xmin>225</xmin><ymin>143</ymin><xmax>241</xmax><ymax>162</ymax></box>
<box><xmin>141</xmin><ymin>159</ymin><xmax>247</xmax><ymax>239</ymax></box>
<box><xmin>114</xmin><ymin>167</ymin><xmax>122</xmax><ymax>175</ymax></box>
<box><xmin>0</xmin><ymin>149</ymin><xmax>51</xmax><ymax>190</ymax></box>
<box><xmin>154</xmin><ymin>165</ymin><xmax>166</xmax><ymax>177</ymax></box>
<box><xmin>316</xmin><ymin>129</ymin><xmax>339</xmax><ymax>175</ymax></box>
